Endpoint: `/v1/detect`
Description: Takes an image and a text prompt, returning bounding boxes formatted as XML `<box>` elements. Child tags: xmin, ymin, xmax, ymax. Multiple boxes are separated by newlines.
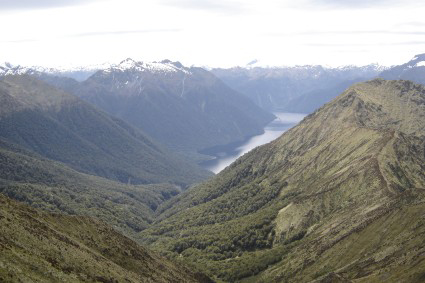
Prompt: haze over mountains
<box><xmin>0</xmin><ymin>75</ymin><xmax>209</xmax><ymax>185</ymax></box>
<box><xmin>1</xmin><ymin>53</ymin><xmax>425</xmax><ymax>283</ymax></box>
<box><xmin>0</xmin><ymin>59</ymin><xmax>275</xmax><ymax>160</ymax></box>
<box><xmin>211</xmin><ymin>64</ymin><xmax>385</xmax><ymax>113</ymax></box>
<box><xmin>210</xmin><ymin>54</ymin><xmax>425</xmax><ymax>115</ymax></box>
<box><xmin>70</xmin><ymin>59</ymin><xmax>275</xmax><ymax>157</ymax></box>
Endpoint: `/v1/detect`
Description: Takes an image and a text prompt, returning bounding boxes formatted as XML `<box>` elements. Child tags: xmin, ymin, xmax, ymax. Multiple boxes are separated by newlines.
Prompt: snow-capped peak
<box><xmin>0</xmin><ymin>62</ymin><xmax>37</xmax><ymax>76</ymax></box>
<box><xmin>109</xmin><ymin>58</ymin><xmax>191</xmax><ymax>74</ymax></box>
<box><xmin>410</xmin><ymin>53</ymin><xmax>425</xmax><ymax>63</ymax></box>
<box><xmin>117</xmin><ymin>58</ymin><xmax>138</xmax><ymax>70</ymax></box>
<box><xmin>401</xmin><ymin>53</ymin><xmax>425</xmax><ymax>69</ymax></box>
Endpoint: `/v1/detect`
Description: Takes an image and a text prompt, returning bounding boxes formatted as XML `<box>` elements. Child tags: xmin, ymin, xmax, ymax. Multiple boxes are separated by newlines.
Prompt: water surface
<box><xmin>199</xmin><ymin>112</ymin><xmax>306</xmax><ymax>173</ymax></box>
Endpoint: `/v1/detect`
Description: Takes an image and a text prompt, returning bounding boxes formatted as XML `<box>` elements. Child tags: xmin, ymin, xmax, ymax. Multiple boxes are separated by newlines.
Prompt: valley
<box><xmin>199</xmin><ymin>112</ymin><xmax>306</xmax><ymax>173</ymax></box>
<box><xmin>140</xmin><ymin>79</ymin><xmax>425</xmax><ymax>282</ymax></box>
<box><xmin>2</xmin><ymin>0</ymin><xmax>425</xmax><ymax>281</ymax></box>
<box><xmin>1</xmin><ymin>50</ymin><xmax>425</xmax><ymax>282</ymax></box>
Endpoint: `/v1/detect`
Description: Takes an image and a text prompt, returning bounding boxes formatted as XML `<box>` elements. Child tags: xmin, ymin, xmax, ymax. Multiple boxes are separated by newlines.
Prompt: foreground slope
<box><xmin>70</xmin><ymin>59</ymin><xmax>275</xmax><ymax>157</ymax></box>
<box><xmin>0</xmin><ymin>138</ymin><xmax>183</xmax><ymax>234</ymax></box>
<box><xmin>0</xmin><ymin>194</ymin><xmax>211</xmax><ymax>282</ymax></box>
<box><xmin>142</xmin><ymin>79</ymin><xmax>425</xmax><ymax>282</ymax></box>
<box><xmin>0</xmin><ymin>75</ymin><xmax>210</xmax><ymax>185</ymax></box>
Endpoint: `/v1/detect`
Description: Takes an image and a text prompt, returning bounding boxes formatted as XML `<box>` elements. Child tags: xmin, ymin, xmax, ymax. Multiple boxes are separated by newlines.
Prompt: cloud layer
<box><xmin>310</xmin><ymin>0</ymin><xmax>418</xmax><ymax>9</ymax></box>
<box><xmin>0</xmin><ymin>0</ymin><xmax>424</xmax><ymax>68</ymax></box>
<box><xmin>159</xmin><ymin>0</ymin><xmax>245</xmax><ymax>14</ymax></box>
<box><xmin>0</xmin><ymin>0</ymin><xmax>100</xmax><ymax>10</ymax></box>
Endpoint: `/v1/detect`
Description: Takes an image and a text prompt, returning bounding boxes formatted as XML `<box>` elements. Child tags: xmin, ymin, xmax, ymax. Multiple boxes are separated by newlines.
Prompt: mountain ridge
<box><xmin>141</xmin><ymin>79</ymin><xmax>425</xmax><ymax>282</ymax></box>
<box><xmin>379</xmin><ymin>53</ymin><xmax>425</xmax><ymax>85</ymax></box>
<box><xmin>211</xmin><ymin>64</ymin><xmax>384</xmax><ymax>113</ymax></box>
<box><xmin>0</xmin><ymin>75</ymin><xmax>210</xmax><ymax>185</ymax></box>
<box><xmin>67</xmin><ymin>59</ymin><xmax>275</xmax><ymax>158</ymax></box>
<box><xmin>0</xmin><ymin>193</ymin><xmax>212</xmax><ymax>282</ymax></box>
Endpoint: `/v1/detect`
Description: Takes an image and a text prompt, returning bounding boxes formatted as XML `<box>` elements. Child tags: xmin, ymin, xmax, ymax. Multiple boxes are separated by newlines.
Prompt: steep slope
<box><xmin>141</xmin><ymin>79</ymin><xmax>425</xmax><ymax>282</ymax></box>
<box><xmin>0</xmin><ymin>138</ymin><xmax>182</xmax><ymax>235</ymax></box>
<box><xmin>380</xmin><ymin>53</ymin><xmax>425</xmax><ymax>84</ymax></box>
<box><xmin>68</xmin><ymin>59</ymin><xmax>274</xmax><ymax>157</ymax></box>
<box><xmin>0</xmin><ymin>194</ymin><xmax>211</xmax><ymax>282</ymax></box>
<box><xmin>211</xmin><ymin>64</ymin><xmax>383</xmax><ymax>113</ymax></box>
<box><xmin>0</xmin><ymin>75</ymin><xmax>210</xmax><ymax>185</ymax></box>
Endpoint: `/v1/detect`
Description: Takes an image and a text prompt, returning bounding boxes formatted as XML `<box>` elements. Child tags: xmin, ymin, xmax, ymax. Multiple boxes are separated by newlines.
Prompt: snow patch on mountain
<box><xmin>0</xmin><ymin>62</ymin><xmax>106</xmax><ymax>80</ymax></box>
<box><xmin>0</xmin><ymin>62</ymin><xmax>36</xmax><ymax>76</ymax></box>
<box><xmin>416</xmin><ymin>61</ymin><xmax>425</xmax><ymax>67</ymax></box>
<box><xmin>110</xmin><ymin>58</ymin><xmax>191</xmax><ymax>74</ymax></box>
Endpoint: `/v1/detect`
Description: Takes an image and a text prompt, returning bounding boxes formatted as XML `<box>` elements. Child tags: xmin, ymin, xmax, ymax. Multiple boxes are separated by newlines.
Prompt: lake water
<box><xmin>199</xmin><ymin>112</ymin><xmax>306</xmax><ymax>173</ymax></box>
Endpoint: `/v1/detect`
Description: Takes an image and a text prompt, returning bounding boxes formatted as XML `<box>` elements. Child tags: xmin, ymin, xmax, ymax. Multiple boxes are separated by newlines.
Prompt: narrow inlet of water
<box><xmin>199</xmin><ymin>112</ymin><xmax>306</xmax><ymax>173</ymax></box>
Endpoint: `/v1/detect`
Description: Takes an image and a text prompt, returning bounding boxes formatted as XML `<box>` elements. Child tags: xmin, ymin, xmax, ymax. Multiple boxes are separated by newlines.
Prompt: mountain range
<box><xmin>141</xmin><ymin>79</ymin><xmax>425</xmax><ymax>282</ymax></box>
<box><xmin>0</xmin><ymin>75</ymin><xmax>210</xmax><ymax>185</ymax></box>
<box><xmin>380</xmin><ymin>53</ymin><xmax>425</xmax><ymax>85</ymax></box>
<box><xmin>0</xmin><ymin>74</ymin><xmax>215</xmax><ymax>280</ymax></box>
<box><xmin>0</xmin><ymin>62</ymin><xmax>103</xmax><ymax>81</ymax></box>
<box><xmin>211</xmin><ymin>64</ymin><xmax>385</xmax><ymax>113</ymax></box>
<box><xmin>1</xmin><ymin>59</ymin><xmax>275</xmax><ymax>160</ymax></box>
<box><xmin>72</xmin><ymin>59</ymin><xmax>275</xmax><ymax>158</ymax></box>
<box><xmin>1</xmin><ymin>56</ymin><xmax>424</xmax><ymax>283</ymax></box>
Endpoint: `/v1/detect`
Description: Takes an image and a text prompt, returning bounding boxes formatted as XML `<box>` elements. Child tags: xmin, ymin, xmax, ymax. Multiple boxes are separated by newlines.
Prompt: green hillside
<box><xmin>0</xmin><ymin>138</ymin><xmax>183</xmax><ymax>235</ymax></box>
<box><xmin>0</xmin><ymin>193</ymin><xmax>212</xmax><ymax>282</ymax></box>
<box><xmin>141</xmin><ymin>79</ymin><xmax>425</xmax><ymax>282</ymax></box>
<box><xmin>0</xmin><ymin>75</ymin><xmax>210</xmax><ymax>186</ymax></box>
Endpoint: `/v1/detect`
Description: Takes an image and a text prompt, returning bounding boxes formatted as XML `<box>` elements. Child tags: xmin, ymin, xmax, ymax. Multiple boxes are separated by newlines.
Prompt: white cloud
<box><xmin>159</xmin><ymin>0</ymin><xmax>247</xmax><ymax>14</ymax></box>
<box><xmin>0</xmin><ymin>0</ymin><xmax>424</xmax><ymax>68</ymax></box>
<box><xmin>0</xmin><ymin>0</ymin><xmax>101</xmax><ymax>10</ymax></box>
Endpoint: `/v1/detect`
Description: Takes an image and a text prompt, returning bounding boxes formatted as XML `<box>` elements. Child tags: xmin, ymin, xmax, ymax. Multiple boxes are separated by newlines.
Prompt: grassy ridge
<box><xmin>0</xmin><ymin>193</ymin><xmax>211</xmax><ymax>282</ymax></box>
<box><xmin>141</xmin><ymin>79</ymin><xmax>425</xmax><ymax>282</ymax></box>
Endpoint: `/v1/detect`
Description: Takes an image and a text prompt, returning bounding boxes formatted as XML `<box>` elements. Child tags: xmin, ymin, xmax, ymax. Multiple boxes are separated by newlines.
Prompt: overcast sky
<box><xmin>0</xmin><ymin>0</ymin><xmax>424</xmax><ymax>68</ymax></box>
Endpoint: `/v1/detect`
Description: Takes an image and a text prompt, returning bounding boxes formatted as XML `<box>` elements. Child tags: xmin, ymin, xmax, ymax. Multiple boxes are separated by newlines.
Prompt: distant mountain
<box><xmin>61</xmin><ymin>59</ymin><xmax>275</xmax><ymax>158</ymax></box>
<box><xmin>0</xmin><ymin>61</ymin><xmax>100</xmax><ymax>81</ymax></box>
<box><xmin>0</xmin><ymin>75</ymin><xmax>210</xmax><ymax>186</ymax></box>
<box><xmin>142</xmin><ymin>79</ymin><xmax>425</xmax><ymax>282</ymax></box>
<box><xmin>282</xmin><ymin>78</ymin><xmax>361</xmax><ymax>113</ymax></box>
<box><xmin>211</xmin><ymin>64</ymin><xmax>384</xmax><ymax>113</ymax></box>
<box><xmin>380</xmin><ymin>53</ymin><xmax>425</xmax><ymax>84</ymax></box>
<box><xmin>0</xmin><ymin>194</ymin><xmax>211</xmax><ymax>282</ymax></box>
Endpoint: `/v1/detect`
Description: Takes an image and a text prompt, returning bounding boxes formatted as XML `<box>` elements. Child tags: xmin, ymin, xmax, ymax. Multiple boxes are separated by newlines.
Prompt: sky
<box><xmin>0</xmin><ymin>0</ymin><xmax>424</xmax><ymax>68</ymax></box>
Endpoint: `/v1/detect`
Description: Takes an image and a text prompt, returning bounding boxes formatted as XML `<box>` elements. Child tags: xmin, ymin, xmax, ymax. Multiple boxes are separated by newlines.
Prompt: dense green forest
<box><xmin>0</xmin><ymin>75</ymin><xmax>211</xmax><ymax>185</ymax></box>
